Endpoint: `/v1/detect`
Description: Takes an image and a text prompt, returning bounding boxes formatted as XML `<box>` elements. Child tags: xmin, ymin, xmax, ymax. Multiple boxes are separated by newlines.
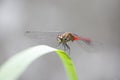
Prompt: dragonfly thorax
<box><xmin>57</xmin><ymin>32</ymin><xmax>74</xmax><ymax>44</ymax></box>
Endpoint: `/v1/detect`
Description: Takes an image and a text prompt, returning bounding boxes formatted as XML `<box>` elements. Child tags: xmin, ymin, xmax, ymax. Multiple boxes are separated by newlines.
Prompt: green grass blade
<box><xmin>0</xmin><ymin>45</ymin><xmax>78</xmax><ymax>80</ymax></box>
<box><xmin>56</xmin><ymin>50</ymin><xmax>78</xmax><ymax>80</ymax></box>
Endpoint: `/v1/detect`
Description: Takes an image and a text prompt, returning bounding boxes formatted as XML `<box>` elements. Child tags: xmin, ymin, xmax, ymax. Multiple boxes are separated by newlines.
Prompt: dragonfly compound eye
<box><xmin>57</xmin><ymin>35</ymin><xmax>63</xmax><ymax>43</ymax></box>
<box><xmin>57</xmin><ymin>38</ymin><xmax>61</xmax><ymax>42</ymax></box>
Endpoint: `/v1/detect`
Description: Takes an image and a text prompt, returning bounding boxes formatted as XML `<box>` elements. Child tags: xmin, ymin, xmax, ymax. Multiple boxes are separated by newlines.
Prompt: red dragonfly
<box><xmin>25</xmin><ymin>31</ymin><xmax>93</xmax><ymax>55</ymax></box>
<box><xmin>57</xmin><ymin>32</ymin><xmax>91</xmax><ymax>55</ymax></box>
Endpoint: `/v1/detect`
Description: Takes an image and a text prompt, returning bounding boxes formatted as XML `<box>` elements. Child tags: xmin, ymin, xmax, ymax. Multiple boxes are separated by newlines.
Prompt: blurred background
<box><xmin>0</xmin><ymin>0</ymin><xmax>120</xmax><ymax>80</ymax></box>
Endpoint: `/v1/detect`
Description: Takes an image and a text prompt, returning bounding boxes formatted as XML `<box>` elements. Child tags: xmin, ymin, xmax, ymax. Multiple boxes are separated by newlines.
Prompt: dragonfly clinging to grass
<box><xmin>25</xmin><ymin>31</ymin><xmax>99</xmax><ymax>55</ymax></box>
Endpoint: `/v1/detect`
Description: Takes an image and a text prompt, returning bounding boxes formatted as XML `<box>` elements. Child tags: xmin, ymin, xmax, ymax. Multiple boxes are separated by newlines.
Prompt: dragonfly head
<box><xmin>57</xmin><ymin>34</ymin><xmax>70</xmax><ymax>44</ymax></box>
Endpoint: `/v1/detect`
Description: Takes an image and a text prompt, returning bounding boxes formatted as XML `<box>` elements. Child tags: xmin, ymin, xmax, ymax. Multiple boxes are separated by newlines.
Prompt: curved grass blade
<box><xmin>0</xmin><ymin>45</ymin><xmax>78</xmax><ymax>80</ymax></box>
<box><xmin>56</xmin><ymin>50</ymin><xmax>78</xmax><ymax>80</ymax></box>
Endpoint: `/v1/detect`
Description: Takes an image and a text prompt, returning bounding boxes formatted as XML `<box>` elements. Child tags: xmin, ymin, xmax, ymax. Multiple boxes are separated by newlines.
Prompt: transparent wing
<box><xmin>24</xmin><ymin>31</ymin><xmax>64</xmax><ymax>48</ymax></box>
<box><xmin>75</xmin><ymin>39</ymin><xmax>104</xmax><ymax>52</ymax></box>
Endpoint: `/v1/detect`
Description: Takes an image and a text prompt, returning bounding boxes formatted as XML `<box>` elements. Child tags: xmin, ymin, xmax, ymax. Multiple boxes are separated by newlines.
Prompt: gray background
<box><xmin>0</xmin><ymin>0</ymin><xmax>120</xmax><ymax>80</ymax></box>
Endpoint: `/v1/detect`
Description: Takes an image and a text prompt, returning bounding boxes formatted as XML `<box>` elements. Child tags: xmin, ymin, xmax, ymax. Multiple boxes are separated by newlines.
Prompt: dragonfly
<box><xmin>25</xmin><ymin>31</ymin><xmax>101</xmax><ymax>55</ymax></box>
<box><xmin>25</xmin><ymin>31</ymin><xmax>103</xmax><ymax>55</ymax></box>
<box><xmin>57</xmin><ymin>32</ymin><xmax>91</xmax><ymax>55</ymax></box>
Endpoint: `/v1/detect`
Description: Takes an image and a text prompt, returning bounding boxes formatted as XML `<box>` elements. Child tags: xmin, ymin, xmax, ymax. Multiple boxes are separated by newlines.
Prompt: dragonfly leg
<box><xmin>63</xmin><ymin>43</ymin><xmax>67</xmax><ymax>51</ymax></box>
<box><xmin>65</xmin><ymin>44</ymin><xmax>70</xmax><ymax>55</ymax></box>
<box><xmin>62</xmin><ymin>43</ymin><xmax>71</xmax><ymax>55</ymax></box>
